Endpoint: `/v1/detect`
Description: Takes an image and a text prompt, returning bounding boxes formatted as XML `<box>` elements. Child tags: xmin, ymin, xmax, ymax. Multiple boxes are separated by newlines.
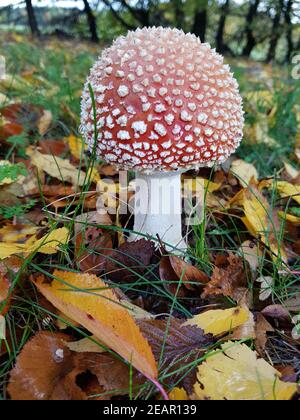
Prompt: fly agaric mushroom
<box><xmin>80</xmin><ymin>27</ymin><xmax>244</xmax><ymax>251</ymax></box>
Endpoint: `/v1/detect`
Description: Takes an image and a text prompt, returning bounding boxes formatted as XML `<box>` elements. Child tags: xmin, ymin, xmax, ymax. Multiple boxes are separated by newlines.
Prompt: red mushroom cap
<box><xmin>80</xmin><ymin>27</ymin><xmax>244</xmax><ymax>172</ymax></box>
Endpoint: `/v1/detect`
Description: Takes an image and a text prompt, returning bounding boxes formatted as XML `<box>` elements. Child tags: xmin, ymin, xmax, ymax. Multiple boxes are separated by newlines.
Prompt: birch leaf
<box><xmin>193</xmin><ymin>342</ymin><xmax>297</xmax><ymax>400</ymax></box>
<box><xmin>184</xmin><ymin>307</ymin><xmax>250</xmax><ymax>336</ymax></box>
<box><xmin>0</xmin><ymin>227</ymin><xmax>69</xmax><ymax>260</ymax></box>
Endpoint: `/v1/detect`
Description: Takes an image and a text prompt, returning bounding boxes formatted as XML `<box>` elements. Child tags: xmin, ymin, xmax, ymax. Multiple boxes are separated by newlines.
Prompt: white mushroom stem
<box><xmin>129</xmin><ymin>171</ymin><xmax>187</xmax><ymax>251</ymax></box>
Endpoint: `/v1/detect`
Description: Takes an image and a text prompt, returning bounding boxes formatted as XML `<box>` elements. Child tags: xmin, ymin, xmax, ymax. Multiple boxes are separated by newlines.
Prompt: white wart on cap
<box><xmin>80</xmin><ymin>27</ymin><xmax>244</xmax><ymax>172</ymax></box>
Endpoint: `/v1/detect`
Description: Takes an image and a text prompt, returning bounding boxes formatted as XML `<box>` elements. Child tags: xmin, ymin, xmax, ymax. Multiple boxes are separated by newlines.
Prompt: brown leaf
<box><xmin>161</xmin><ymin>255</ymin><xmax>209</xmax><ymax>292</ymax></box>
<box><xmin>103</xmin><ymin>239</ymin><xmax>155</xmax><ymax>282</ymax></box>
<box><xmin>0</xmin><ymin>273</ymin><xmax>11</xmax><ymax>315</ymax></box>
<box><xmin>8</xmin><ymin>331</ymin><xmax>140</xmax><ymax>400</ymax></box>
<box><xmin>201</xmin><ymin>253</ymin><xmax>249</xmax><ymax>302</ymax></box>
<box><xmin>8</xmin><ymin>331</ymin><xmax>74</xmax><ymax>400</ymax></box>
<box><xmin>159</xmin><ymin>256</ymin><xmax>186</xmax><ymax>297</ymax></box>
<box><xmin>254</xmin><ymin>313</ymin><xmax>274</xmax><ymax>355</ymax></box>
<box><xmin>139</xmin><ymin>318</ymin><xmax>212</xmax><ymax>389</ymax></box>
<box><xmin>261</xmin><ymin>304</ymin><xmax>290</xmax><ymax>323</ymax></box>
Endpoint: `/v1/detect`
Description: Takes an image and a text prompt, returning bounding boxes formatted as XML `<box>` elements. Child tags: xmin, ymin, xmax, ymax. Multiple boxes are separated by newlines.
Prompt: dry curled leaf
<box><xmin>33</xmin><ymin>271</ymin><xmax>157</xmax><ymax>380</ymax></box>
<box><xmin>193</xmin><ymin>341</ymin><xmax>297</xmax><ymax>400</ymax></box>
<box><xmin>201</xmin><ymin>253</ymin><xmax>249</xmax><ymax>302</ymax></box>
<box><xmin>159</xmin><ymin>254</ymin><xmax>209</xmax><ymax>295</ymax></box>
<box><xmin>254</xmin><ymin>313</ymin><xmax>274</xmax><ymax>355</ymax></box>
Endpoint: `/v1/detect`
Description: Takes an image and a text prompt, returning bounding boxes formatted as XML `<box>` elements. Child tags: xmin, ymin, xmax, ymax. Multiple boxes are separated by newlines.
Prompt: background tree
<box><xmin>267</xmin><ymin>0</ymin><xmax>285</xmax><ymax>62</ymax></box>
<box><xmin>192</xmin><ymin>0</ymin><xmax>208</xmax><ymax>42</ymax></box>
<box><xmin>83</xmin><ymin>0</ymin><xmax>99</xmax><ymax>42</ymax></box>
<box><xmin>216</xmin><ymin>0</ymin><xmax>230</xmax><ymax>54</ymax></box>
<box><xmin>25</xmin><ymin>0</ymin><xmax>39</xmax><ymax>36</ymax></box>
<box><xmin>242</xmin><ymin>0</ymin><xmax>260</xmax><ymax>57</ymax></box>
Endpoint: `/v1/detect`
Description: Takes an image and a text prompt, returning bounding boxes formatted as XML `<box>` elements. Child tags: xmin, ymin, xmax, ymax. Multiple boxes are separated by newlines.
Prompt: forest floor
<box><xmin>0</xmin><ymin>33</ymin><xmax>299</xmax><ymax>400</ymax></box>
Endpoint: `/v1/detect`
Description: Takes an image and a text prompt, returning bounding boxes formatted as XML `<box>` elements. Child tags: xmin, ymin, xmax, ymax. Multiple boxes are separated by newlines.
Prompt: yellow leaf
<box><xmin>230</xmin><ymin>159</ymin><xmax>258</xmax><ymax>187</ymax></box>
<box><xmin>231</xmin><ymin>182</ymin><xmax>287</xmax><ymax>261</ymax></box>
<box><xmin>26</xmin><ymin>146</ymin><xmax>87</xmax><ymax>186</ymax></box>
<box><xmin>33</xmin><ymin>271</ymin><xmax>157</xmax><ymax>379</ymax></box>
<box><xmin>0</xmin><ymin>225</ymin><xmax>39</xmax><ymax>243</ymax></box>
<box><xmin>169</xmin><ymin>387</ymin><xmax>189</xmax><ymax>400</ymax></box>
<box><xmin>0</xmin><ymin>228</ymin><xmax>69</xmax><ymax>260</ymax></box>
<box><xmin>278</xmin><ymin>211</ymin><xmax>300</xmax><ymax>225</ymax></box>
<box><xmin>272</xmin><ymin>181</ymin><xmax>300</xmax><ymax>205</ymax></box>
<box><xmin>193</xmin><ymin>342</ymin><xmax>297</xmax><ymax>400</ymax></box>
<box><xmin>26</xmin><ymin>227</ymin><xmax>70</xmax><ymax>255</ymax></box>
<box><xmin>184</xmin><ymin>307</ymin><xmax>249</xmax><ymax>336</ymax></box>
<box><xmin>67</xmin><ymin>134</ymin><xmax>86</xmax><ymax>160</ymax></box>
<box><xmin>283</xmin><ymin>161</ymin><xmax>299</xmax><ymax>180</ymax></box>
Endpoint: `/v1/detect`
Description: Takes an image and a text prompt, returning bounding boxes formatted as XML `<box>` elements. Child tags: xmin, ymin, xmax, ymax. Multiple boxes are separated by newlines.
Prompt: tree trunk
<box><xmin>83</xmin><ymin>0</ymin><xmax>99</xmax><ymax>43</ymax></box>
<box><xmin>284</xmin><ymin>0</ymin><xmax>293</xmax><ymax>62</ymax></box>
<box><xmin>192</xmin><ymin>0</ymin><xmax>208</xmax><ymax>42</ymax></box>
<box><xmin>216</xmin><ymin>0</ymin><xmax>230</xmax><ymax>53</ymax></box>
<box><xmin>173</xmin><ymin>0</ymin><xmax>185</xmax><ymax>29</ymax></box>
<box><xmin>25</xmin><ymin>0</ymin><xmax>40</xmax><ymax>36</ymax></box>
<box><xmin>242</xmin><ymin>0</ymin><xmax>260</xmax><ymax>56</ymax></box>
<box><xmin>267</xmin><ymin>0</ymin><xmax>284</xmax><ymax>62</ymax></box>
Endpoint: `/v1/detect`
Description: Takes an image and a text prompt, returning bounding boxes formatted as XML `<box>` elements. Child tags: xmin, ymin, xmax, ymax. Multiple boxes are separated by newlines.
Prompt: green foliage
<box><xmin>0</xmin><ymin>162</ymin><xmax>27</xmax><ymax>184</ymax></box>
<box><xmin>0</xmin><ymin>199</ymin><xmax>36</xmax><ymax>219</ymax></box>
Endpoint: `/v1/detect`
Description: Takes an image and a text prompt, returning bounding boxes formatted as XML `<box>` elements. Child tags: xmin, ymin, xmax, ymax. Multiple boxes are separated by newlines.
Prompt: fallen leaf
<box><xmin>7</xmin><ymin>331</ymin><xmax>74</xmax><ymax>400</ymax></box>
<box><xmin>0</xmin><ymin>227</ymin><xmax>69</xmax><ymax>260</ymax></box>
<box><xmin>8</xmin><ymin>331</ymin><xmax>138</xmax><ymax>400</ymax></box>
<box><xmin>193</xmin><ymin>341</ymin><xmax>297</xmax><ymax>400</ymax></box>
<box><xmin>169</xmin><ymin>387</ymin><xmax>189</xmax><ymax>400</ymax></box>
<box><xmin>184</xmin><ymin>307</ymin><xmax>250</xmax><ymax>336</ymax></box>
<box><xmin>278</xmin><ymin>211</ymin><xmax>300</xmax><ymax>225</ymax></box>
<box><xmin>67</xmin><ymin>134</ymin><xmax>85</xmax><ymax>160</ymax></box>
<box><xmin>268</xmin><ymin>181</ymin><xmax>300</xmax><ymax>205</ymax></box>
<box><xmin>103</xmin><ymin>239</ymin><xmax>155</xmax><ymax>282</ymax></box>
<box><xmin>231</xmin><ymin>181</ymin><xmax>287</xmax><ymax>261</ymax></box>
<box><xmin>283</xmin><ymin>293</ymin><xmax>300</xmax><ymax>313</ymax></box>
<box><xmin>0</xmin><ymin>224</ymin><xmax>39</xmax><ymax>243</ymax></box>
<box><xmin>37</xmin><ymin>110</ymin><xmax>52</xmax><ymax>135</ymax></box>
<box><xmin>230</xmin><ymin>159</ymin><xmax>258</xmax><ymax>187</ymax></box>
<box><xmin>33</xmin><ymin>271</ymin><xmax>157</xmax><ymax>379</ymax></box>
<box><xmin>238</xmin><ymin>240</ymin><xmax>262</xmax><ymax>273</ymax></box>
<box><xmin>201</xmin><ymin>253</ymin><xmax>249</xmax><ymax>302</ymax></box>
<box><xmin>168</xmin><ymin>255</ymin><xmax>209</xmax><ymax>289</ymax></box>
<box><xmin>0</xmin><ymin>273</ymin><xmax>11</xmax><ymax>315</ymax></box>
<box><xmin>26</xmin><ymin>146</ymin><xmax>87</xmax><ymax>186</ymax></box>
<box><xmin>255</xmin><ymin>313</ymin><xmax>274</xmax><ymax>355</ymax></box>
<box><xmin>65</xmin><ymin>336</ymin><xmax>105</xmax><ymax>354</ymax></box>
<box><xmin>139</xmin><ymin>318</ymin><xmax>212</xmax><ymax>388</ymax></box>
<box><xmin>257</xmin><ymin>276</ymin><xmax>274</xmax><ymax>301</ymax></box>
<box><xmin>261</xmin><ymin>304</ymin><xmax>290</xmax><ymax>322</ymax></box>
